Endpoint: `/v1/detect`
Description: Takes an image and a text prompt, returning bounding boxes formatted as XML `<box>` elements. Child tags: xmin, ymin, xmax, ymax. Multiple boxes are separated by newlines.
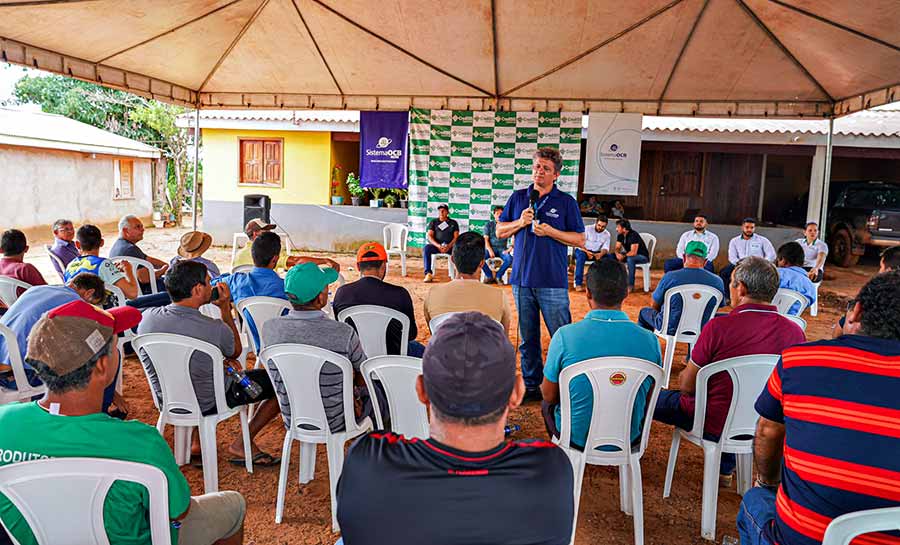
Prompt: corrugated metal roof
<box><xmin>0</xmin><ymin>107</ymin><xmax>161</xmax><ymax>158</ymax></box>
<box><xmin>187</xmin><ymin>109</ymin><xmax>359</xmax><ymax>124</ymax></box>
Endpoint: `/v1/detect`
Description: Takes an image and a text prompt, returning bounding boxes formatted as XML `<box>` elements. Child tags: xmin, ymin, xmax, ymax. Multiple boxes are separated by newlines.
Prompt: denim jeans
<box><xmin>653</xmin><ymin>389</ymin><xmax>736</xmax><ymax>475</ymax></box>
<box><xmin>637</xmin><ymin>307</ymin><xmax>659</xmax><ymax>332</ymax></box>
<box><xmin>125</xmin><ymin>292</ymin><xmax>172</xmax><ymax>310</ymax></box>
<box><xmin>512</xmin><ymin>286</ymin><xmax>571</xmax><ymax>390</ymax></box>
<box><xmin>407</xmin><ymin>340</ymin><xmax>426</xmax><ymax>358</ymax></box>
<box><xmin>664</xmin><ymin>258</ymin><xmax>716</xmax><ymax>274</ymax></box>
<box><xmin>482</xmin><ymin>249</ymin><xmax>512</xmax><ymax>281</ymax></box>
<box><xmin>422</xmin><ymin>243</ymin><xmax>449</xmax><ymax>274</ymax></box>
<box><xmin>737</xmin><ymin>487</ymin><xmax>777</xmax><ymax>545</ymax></box>
<box><xmin>623</xmin><ymin>254</ymin><xmax>649</xmax><ymax>286</ymax></box>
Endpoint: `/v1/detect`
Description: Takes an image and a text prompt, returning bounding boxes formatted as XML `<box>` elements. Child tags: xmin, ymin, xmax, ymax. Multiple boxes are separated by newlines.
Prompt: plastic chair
<box><xmin>809</xmin><ymin>281</ymin><xmax>821</xmax><ymax>316</ymax></box>
<box><xmin>637</xmin><ymin>233</ymin><xmax>657</xmax><ymax>292</ymax></box>
<box><xmin>771</xmin><ymin>288</ymin><xmax>809</xmax><ymax>316</ymax></box>
<box><xmin>235</xmin><ymin>296</ymin><xmax>292</xmax><ymax>354</ymax></box>
<box><xmin>783</xmin><ymin>313</ymin><xmax>807</xmax><ymax>332</ymax></box>
<box><xmin>231</xmin><ymin>233</ymin><xmax>249</xmax><ymax>266</ymax></box>
<box><xmin>383</xmin><ymin>223</ymin><xmax>409</xmax><ymax>276</ymax></box>
<box><xmin>555</xmin><ymin>357</ymin><xmax>664</xmax><ymax>545</ymax></box>
<box><xmin>0</xmin><ymin>323</ymin><xmax>47</xmax><ymax>405</ymax></box>
<box><xmin>0</xmin><ymin>277</ymin><xmax>31</xmax><ymax>308</ymax></box>
<box><xmin>111</xmin><ymin>256</ymin><xmax>159</xmax><ymax>295</ymax></box>
<box><xmin>360</xmin><ymin>355</ymin><xmax>428</xmax><ymax>439</ymax></box>
<box><xmin>430</xmin><ymin>253</ymin><xmax>456</xmax><ymax>279</ymax></box>
<box><xmin>428</xmin><ymin>311</ymin><xmax>462</xmax><ymax>334</ymax></box>
<box><xmin>44</xmin><ymin>245</ymin><xmax>67</xmax><ymax>281</ymax></box>
<box><xmin>0</xmin><ymin>457</ymin><xmax>172</xmax><ymax>545</ymax></box>
<box><xmin>653</xmin><ymin>284</ymin><xmax>724</xmax><ymax>386</ymax></box>
<box><xmin>662</xmin><ymin>354</ymin><xmax>779</xmax><ymax>540</ymax></box>
<box><xmin>231</xmin><ymin>264</ymin><xmax>254</xmax><ymax>275</ymax></box>
<box><xmin>131</xmin><ymin>333</ymin><xmax>253</xmax><ymax>494</ymax></box>
<box><xmin>822</xmin><ymin>506</ymin><xmax>900</xmax><ymax>545</ymax></box>
<box><xmin>337</xmin><ymin>305</ymin><xmax>410</xmax><ymax>357</ymax></box>
<box><xmin>257</xmin><ymin>344</ymin><xmax>372</xmax><ymax>531</ymax></box>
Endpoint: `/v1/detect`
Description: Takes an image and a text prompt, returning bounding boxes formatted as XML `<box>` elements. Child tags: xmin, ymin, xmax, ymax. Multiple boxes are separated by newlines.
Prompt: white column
<box><xmin>819</xmin><ymin>118</ymin><xmax>835</xmax><ymax>234</ymax></box>
<box><xmin>757</xmin><ymin>153</ymin><xmax>767</xmax><ymax>220</ymax></box>
<box><xmin>806</xmin><ymin>145</ymin><xmax>826</xmax><ymax>225</ymax></box>
<box><xmin>191</xmin><ymin>107</ymin><xmax>200</xmax><ymax>231</ymax></box>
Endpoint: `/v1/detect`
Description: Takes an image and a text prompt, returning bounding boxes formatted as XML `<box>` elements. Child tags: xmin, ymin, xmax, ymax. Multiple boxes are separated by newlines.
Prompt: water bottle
<box><xmin>504</xmin><ymin>424</ymin><xmax>521</xmax><ymax>436</ymax></box>
<box><xmin>227</xmin><ymin>366</ymin><xmax>263</xmax><ymax>399</ymax></box>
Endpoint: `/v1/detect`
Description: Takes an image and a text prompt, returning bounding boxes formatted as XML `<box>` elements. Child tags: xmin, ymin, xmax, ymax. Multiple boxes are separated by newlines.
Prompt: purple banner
<box><xmin>359</xmin><ymin>110</ymin><xmax>408</xmax><ymax>189</ymax></box>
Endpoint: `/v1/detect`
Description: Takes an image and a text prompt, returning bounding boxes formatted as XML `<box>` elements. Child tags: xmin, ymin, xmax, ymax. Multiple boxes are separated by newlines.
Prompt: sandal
<box><xmin>228</xmin><ymin>451</ymin><xmax>280</xmax><ymax>467</ymax></box>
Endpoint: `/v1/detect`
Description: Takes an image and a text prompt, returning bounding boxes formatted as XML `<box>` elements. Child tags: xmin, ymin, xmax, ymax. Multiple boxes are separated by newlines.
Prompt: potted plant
<box><xmin>396</xmin><ymin>188</ymin><xmax>409</xmax><ymax>209</ymax></box>
<box><xmin>346</xmin><ymin>172</ymin><xmax>365</xmax><ymax>206</ymax></box>
<box><xmin>330</xmin><ymin>164</ymin><xmax>344</xmax><ymax>205</ymax></box>
<box><xmin>369</xmin><ymin>188</ymin><xmax>385</xmax><ymax>208</ymax></box>
<box><xmin>384</xmin><ymin>193</ymin><xmax>397</xmax><ymax>208</ymax></box>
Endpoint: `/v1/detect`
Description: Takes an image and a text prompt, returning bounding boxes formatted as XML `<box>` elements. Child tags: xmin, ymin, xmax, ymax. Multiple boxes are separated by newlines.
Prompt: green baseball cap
<box><xmin>685</xmin><ymin>241</ymin><xmax>709</xmax><ymax>259</ymax></box>
<box><xmin>284</xmin><ymin>262</ymin><xmax>339</xmax><ymax>305</ymax></box>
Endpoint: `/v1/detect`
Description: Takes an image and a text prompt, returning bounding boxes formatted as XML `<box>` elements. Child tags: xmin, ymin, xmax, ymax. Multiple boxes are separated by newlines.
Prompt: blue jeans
<box><xmin>664</xmin><ymin>258</ymin><xmax>716</xmax><ymax>274</ymax></box>
<box><xmin>422</xmin><ymin>243</ymin><xmax>449</xmax><ymax>274</ymax></box>
<box><xmin>622</xmin><ymin>254</ymin><xmax>649</xmax><ymax>286</ymax></box>
<box><xmin>512</xmin><ymin>286</ymin><xmax>571</xmax><ymax>390</ymax></box>
<box><xmin>407</xmin><ymin>340</ymin><xmax>426</xmax><ymax>358</ymax></box>
<box><xmin>653</xmin><ymin>389</ymin><xmax>736</xmax><ymax>475</ymax></box>
<box><xmin>638</xmin><ymin>307</ymin><xmax>659</xmax><ymax>332</ymax></box>
<box><xmin>482</xmin><ymin>250</ymin><xmax>512</xmax><ymax>281</ymax></box>
<box><xmin>125</xmin><ymin>292</ymin><xmax>171</xmax><ymax>309</ymax></box>
<box><xmin>737</xmin><ymin>487</ymin><xmax>777</xmax><ymax>545</ymax></box>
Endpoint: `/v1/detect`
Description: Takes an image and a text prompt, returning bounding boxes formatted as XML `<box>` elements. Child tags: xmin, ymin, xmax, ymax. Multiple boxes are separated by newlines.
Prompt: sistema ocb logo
<box><xmin>610</xmin><ymin>144</ymin><xmax>618</xmax><ymax>152</ymax></box>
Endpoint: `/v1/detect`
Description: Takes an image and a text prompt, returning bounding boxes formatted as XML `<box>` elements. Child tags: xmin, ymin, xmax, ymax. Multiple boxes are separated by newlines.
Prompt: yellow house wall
<box><xmin>202</xmin><ymin>129</ymin><xmax>332</xmax><ymax>205</ymax></box>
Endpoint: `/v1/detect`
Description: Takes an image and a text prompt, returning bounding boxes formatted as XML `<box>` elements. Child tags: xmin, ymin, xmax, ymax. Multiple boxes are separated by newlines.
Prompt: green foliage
<box><xmin>383</xmin><ymin>194</ymin><xmax>397</xmax><ymax>207</ymax></box>
<box><xmin>346</xmin><ymin>172</ymin><xmax>366</xmax><ymax>197</ymax></box>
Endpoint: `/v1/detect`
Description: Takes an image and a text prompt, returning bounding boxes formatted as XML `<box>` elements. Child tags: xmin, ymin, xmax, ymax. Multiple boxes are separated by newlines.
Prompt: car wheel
<box><xmin>830</xmin><ymin>228</ymin><xmax>859</xmax><ymax>267</ymax></box>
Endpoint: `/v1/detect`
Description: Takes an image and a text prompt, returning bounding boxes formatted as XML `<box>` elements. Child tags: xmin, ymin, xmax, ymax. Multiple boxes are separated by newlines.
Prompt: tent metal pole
<box><xmin>819</xmin><ymin>118</ymin><xmax>834</xmax><ymax>236</ymax></box>
<box><xmin>191</xmin><ymin>107</ymin><xmax>200</xmax><ymax>231</ymax></box>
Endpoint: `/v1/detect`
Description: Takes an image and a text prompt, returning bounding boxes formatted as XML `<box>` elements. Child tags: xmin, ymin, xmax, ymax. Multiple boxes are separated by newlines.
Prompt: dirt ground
<box><xmin>24</xmin><ymin>224</ymin><xmax>877</xmax><ymax>545</ymax></box>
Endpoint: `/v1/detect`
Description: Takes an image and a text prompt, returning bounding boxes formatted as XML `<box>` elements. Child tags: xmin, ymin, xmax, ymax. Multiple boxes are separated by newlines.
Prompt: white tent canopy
<box><xmin>1</xmin><ymin>0</ymin><xmax>899</xmax><ymax>117</ymax></box>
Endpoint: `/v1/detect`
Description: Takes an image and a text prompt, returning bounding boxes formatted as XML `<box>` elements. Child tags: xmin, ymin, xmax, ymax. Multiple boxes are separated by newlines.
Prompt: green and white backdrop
<box><xmin>407</xmin><ymin>109</ymin><xmax>583</xmax><ymax>248</ymax></box>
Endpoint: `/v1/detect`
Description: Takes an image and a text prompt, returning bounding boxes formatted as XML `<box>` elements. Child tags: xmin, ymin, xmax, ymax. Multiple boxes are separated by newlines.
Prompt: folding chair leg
<box><xmin>662</xmin><ymin>337</ymin><xmax>677</xmax><ymax>387</ymax></box>
<box><xmin>630</xmin><ymin>458</ymin><xmax>645</xmax><ymax>545</ymax></box>
<box><xmin>736</xmin><ymin>453</ymin><xmax>752</xmax><ymax>496</ymax></box>
<box><xmin>239</xmin><ymin>408</ymin><xmax>253</xmax><ymax>474</ymax></box>
<box><xmin>275</xmin><ymin>432</ymin><xmax>293</xmax><ymax>524</ymax></box>
<box><xmin>700</xmin><ymin>445</ymin><xmax>722</xmax><ymax>540</ymax></box>
<box><xmin>299</xmin><ymin>442</ymin><xmax>316</xmax><ymax>485</ymax></box>
<box><xmin>564</xmin><ymin>449</ymin><xmax>587</xmax><ymax>545</ymax></box>
<box><xmin>642</xmin><ymin>266</ymin><xmax>651</xmax><ymax>292</ymax></box>
<box><xmin>400</xmin><ymin>253</ymin><xmax>407</xmax><ymax>276</ymax></box>
<box><xmin>619</xmin><ymin>464</ymin><xmax>633</xmax><ymax>515</ymax></box>
<box><xmin>326</xmin><ymin>436</ymin><xmax>346</xmax><ymax>533</ymax></box>
<box><xmin>198</xmin><ymin>419</ymin><xmax>219</xmax><ymax>494</ymax></box>
<box><xmin>663</xmin><ymin>430</ymin><xmax>681</xmax><ymax>498</ymax></box>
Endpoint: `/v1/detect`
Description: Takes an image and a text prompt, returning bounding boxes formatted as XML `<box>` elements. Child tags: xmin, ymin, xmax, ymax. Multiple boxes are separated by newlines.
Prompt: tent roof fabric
<box><xmin>4</xmin><ymin>0</ymin><xmax>896</xmax><ymax>117</ymax></box>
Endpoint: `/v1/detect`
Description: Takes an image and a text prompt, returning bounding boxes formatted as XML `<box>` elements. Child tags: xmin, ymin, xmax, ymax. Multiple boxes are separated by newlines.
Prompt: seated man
<box><xmin>423</xmin><ymin>204</ymin><xmax>459</xmax><ymax>283</ymax></box>
<box><xmin>424</xmin><ymin>231</ymin><xmax>512</xmax><ymax>333</ymax></box>
<box><xmin>776</xmin><ymin>241</ymin><xmax>816</xmax><ymax>315</ymax></box>
<box><xmin>482</xmin><ymin>205</ymin><xmax>512</xmax><ymax>284</ymax></box>
<box><xmin>664</xmin><ymin>214</ymin><xmax>719</xmax><ymax>273</ymax></box>
<box><xmin>66</xmin><ymin>224</ymin><xmax>139</xmax><ymax>304</ymax></box>
<box><xmin>739</xmin><ymin>270</ymin><xmax>900</xmax><ymax>545</ymax></box>
<box><xmin>638</xmin><ymin>241</ymin><xmax>724</xmax><ymax>334</ymax></box>
<box><xmin>796</xmin><ymin>221</ymin><xmax>828</xmax><ymax>283</ymax></box>
<box><xmin>719</xmin><ymin>217</ymin><xmax>776</xmax><ymax>300</ymax></box>
<box><xmin>614</xmin><ymin>219</ymin><xmax>650</xmax><ymax>291</ymax></box>
<box><xmin>109</xmin><ymin>215</ymin><xmax>168</xmax><ymax>293</ymax></box>
<box><xmin>574</xmin><ymin>215</ymin><xmax>612</xmax><ymax>292</ymax></box>
<box><xmin>541</xmin><ymin>259</ymin><xmax>662</xmax><ymax>450</ymax></box>
<box><xmin>170</xmin><ymin>230</ymin><xmax>221</xmax><ymax>279</ymax></box>
<box><xmin>137</xmin><ymin>261</ymin><xmax>279</xmax><ymax>465</ymax></box>
<box><xmin>0</xmin><ymin>229</ymin><xmax>47</xmax><ymax>294</ymax></box>
<box><xmin>337</xmin><ymin>311</ymin><xmax>574</xmax><ymax>545</ymax></box>
<box><xmin>48</xmin><ymin>218</ymin><xmax>79</xmax><ymax>278</ymax></box>
<box><xmin>332</xmin><ymin>242</ymin><xmax>425</xmax><ymax>357</ymax></box>
<box><xmin>653</xmin><ymin>257</ymin><xmax>805</xmax><ymax>485</ymax></box>
<box><xmin>832</xmin><ymin>246</ymin><xmax>900</xmax><ymax>338</ymax></box>
<box><xmin>232</xmin><ymin>218</ymin><xmax>339</xmax><ymax>272</ymax></box>
<box><xmin>0</xmin><ymin>300</ymin><xmax>246</xmax><ymax>545</ymax></box>
<box><xmin>261</xmin><ymin>262</ymin><xmax>372</xmax><ymax>433</ymax></box>
<box><xmin>579</xmin><ymin>195</ymin><xmax>601</xmax><ymax>216</ymax></box>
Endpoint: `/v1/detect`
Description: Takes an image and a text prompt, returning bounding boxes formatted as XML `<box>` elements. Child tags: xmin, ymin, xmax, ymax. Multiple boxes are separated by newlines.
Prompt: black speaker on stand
<box><xmin>243</xmin><ymin>194</ymin><xmax>271</xmax><ymax>228</ymax></box>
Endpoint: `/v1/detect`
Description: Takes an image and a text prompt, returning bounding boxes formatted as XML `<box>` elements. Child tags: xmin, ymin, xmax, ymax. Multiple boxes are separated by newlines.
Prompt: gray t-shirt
<box><xmin>261</xmin><ymin>310</ymin><xmax>366</xmax><ymax>432</ymax></box>
<box><xmin>137</xmin><ymin>304</ymin><xmax>235</xmax><ymax>415</ymax></box>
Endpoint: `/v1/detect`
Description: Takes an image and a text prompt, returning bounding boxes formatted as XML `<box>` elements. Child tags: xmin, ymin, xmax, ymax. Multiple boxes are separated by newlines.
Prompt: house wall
<box><xmin>0</xmin><ymin>144</ymin><xmax>153</xmax><ymax>230</ymax></box>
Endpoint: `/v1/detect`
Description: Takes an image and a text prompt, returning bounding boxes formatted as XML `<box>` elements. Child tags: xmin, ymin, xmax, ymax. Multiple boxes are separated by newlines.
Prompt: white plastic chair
<box><xmin>637</xmin><ymin>233</ymin><xmax>657</xmax><ymax>292</ymax></box>
<box><xmin>0</xmin><ymin>277</ymin><xmax>31</xmax><ymax>308</ymax></box>
<box><xmin>231</xmin><ymin>233</ymin><xmax>250</xmax><ymax>266</ymax></box>
<box><xmin>772</xmin><ymin>288</ymin><xmax>809</xmax><ymax>316</ymax></box>
<box><xmin>822</xmin><ymin>506</ymin><xmax>900</xmax><ymax>545</ymax></box>
<box><xmin>653</xmin><ymin>284</ymin><xmax>724</xmax><ymax>386</ymax></box>
<box><xmin>0</xmin><ymin>323</ymin><xmax>47</xmax><ymax>405</ymax></box>
<box><xmin>44</xmin><ymin>245</ymin><xmax>67</xmax><ymax>281</ymax></box>
<box><xmin>810</xmin><ymin>281</ymin><xmax>821</xmax><ymax>316</ymax></box>
<box><xmin>257</xmin><ymin>344</ymin><xmax>372</xmax><ymax>531</ymax></box>
<box><xmin>428</xmin><ymin>311</ymin><xmax>462</xmax><ymax>333</ymax></box>
<box><xmin>235</xmin><ymin>296</ymin><xmax>292</xmax><ymax>354</ymax></box>
<box><xmin>662</xmin><ymin>354</ymin><xmax>779</xmax><ymax>541</ymax></box>
<box><xmin>430</xmin><ymin>253</ymin><xmax>456</xmax><ymax>279</ymax></box>
<box><xmin>556</xmin><ymin>357</ymin><xmax>664</xmax><ymax>545</ymax></box>
<box><xmin>360</xmin><ymin>355</ymin><xmax>428</xmax><ymax>439</ymax></box>
<box><xmin>111</xmin><ymin>256</ymin><xmax>159</xmax><ymax>295</ymax></box>
<box><xmin>131</xmin><ymin>333</ymin><xmax>253</xmax><ymax>494</ymax></box>
<box><xmin>231</xmin><ymin>264</ymin><xmax>253</xmax><ymax>275</ymax></box>
<box><xmin>783</xmin><ymin>313</ymin><xmax>807</xmax><ymax>332</ymax></box>
<box><xmin>0</xmin><ymin>457</ymin><xmax>172</xmax><ymax>545</ymax></box>
<box><xmin>383</xmin><ymin>223</ymin><xmax>409</xmax><ymax>276</ymax></box>
<box><xmin>337</xmin><ymin>305</ymin><xmax>410</xmax><ymax>357</ymax></box>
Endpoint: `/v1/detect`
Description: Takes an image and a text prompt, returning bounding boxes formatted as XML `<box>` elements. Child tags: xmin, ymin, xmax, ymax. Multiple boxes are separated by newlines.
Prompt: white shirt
<box><xmin>676</xmin><ymin>230</ymin><xmax>720</xmax><ymax>260</ymax></box>
<box><xmin>796</xmin><ymin>238</ymin><xmax>829</xmax><ymax>269</ymax></box>
<box><xmin>728</xmin><ymin>233</ymin><xmax>776</xmax><ymax>264</ymax></box>
<box><xmin>584</xmin><ymin>228</ymin><xmax>611</xmax><ymax>253</ymax></box>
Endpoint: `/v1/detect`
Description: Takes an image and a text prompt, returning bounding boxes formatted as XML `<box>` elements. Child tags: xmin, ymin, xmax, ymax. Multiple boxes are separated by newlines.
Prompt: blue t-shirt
<box><xmin>778</xmin><ymin>266</ymin><xmax>816</xmax><ymax>315</ymax></box>
<box><xmin>0</xmin><ymin>285</ymin><xmax>80</xmax><ymax>367</ymax></box>
<box><xmin>219</xmin><ymin>267</ymin><xmax>287</xmax><ymax>349</ymax></box>
<box><xmin>499</xmin><ymin>184</ymin><xmax>584</xmax><ymax>289</ymax></box>
<box><xmin>544</xmin><ymin>309</ymin><xmax>662</xmax><ymax>449</ymax></box>
<box><xmin>652</xmin><ymin>267</ymin><xmax>725</xmax><ymax>334</ymax></box>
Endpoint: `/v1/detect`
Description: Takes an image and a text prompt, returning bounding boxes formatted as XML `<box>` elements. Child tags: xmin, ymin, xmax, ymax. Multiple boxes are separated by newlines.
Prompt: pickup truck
<box><xmin>827</xmin><ymin>181</ymin><xmax>900</xmax><ymax>267</ymax></box>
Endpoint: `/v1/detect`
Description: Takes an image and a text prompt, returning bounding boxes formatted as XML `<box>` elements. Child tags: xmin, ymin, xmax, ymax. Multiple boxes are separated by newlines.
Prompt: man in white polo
<box><xmin>664</xmin><ymin>214</ymin><xmax>719</xmax><ymax>273</ymax></box>
<box><xmin>573</xmin><ymin>215</ymin><xmax>611</xmax><ymax>292</ymax></box>
<box><xmin>719</xmin><ymin>217</ymin><xmax>776</xmax><ymax>300</ymax></box>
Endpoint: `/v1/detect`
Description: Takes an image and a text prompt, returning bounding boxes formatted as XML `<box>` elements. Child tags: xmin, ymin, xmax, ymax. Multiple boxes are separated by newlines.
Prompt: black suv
<box><xmin>827</xmin><ymin>181</ymin><xmax>900</xmax><ymax>267</ymax></box>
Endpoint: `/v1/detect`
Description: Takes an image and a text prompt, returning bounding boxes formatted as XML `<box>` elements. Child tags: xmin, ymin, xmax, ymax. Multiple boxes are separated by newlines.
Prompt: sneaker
<box><xmin>719</xmin><ymin>473</ymin><xmax>734</xmax><ymax>488</ymax></box>
<box><xmin>423</xmin><ymin>273</ymin><xmax>434</xmax><ymax>283</ymax></box>
<box><xmin>574</xmin><ymin>284</ymin><xmax>585</xmax><ymax>292</ymax></box>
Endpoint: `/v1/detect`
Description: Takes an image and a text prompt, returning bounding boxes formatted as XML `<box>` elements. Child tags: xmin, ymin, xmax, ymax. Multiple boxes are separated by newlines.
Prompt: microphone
<box><xmin>529</xmin><ymin>189</ymin><xmax>539</xmax><ymax>209</ymax></box>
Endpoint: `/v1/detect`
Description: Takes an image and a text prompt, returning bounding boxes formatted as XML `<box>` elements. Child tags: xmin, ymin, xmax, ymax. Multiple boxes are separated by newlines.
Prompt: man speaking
<box><xmin>497</xmin><ymin>148</ymin><xmax>585</xmax><ymax>402</ymax></box>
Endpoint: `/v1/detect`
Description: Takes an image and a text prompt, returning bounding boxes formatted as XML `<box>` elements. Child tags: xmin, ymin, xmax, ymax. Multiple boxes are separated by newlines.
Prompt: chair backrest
<box><xmin>0</xmin><ymin>323</ymin><xmax>45</xmax><ymax>403</ymax></box>
<box><xmin>231</xmin><ymin>264</ymin><xmax>254</xmax><ymax>275</ymax></box>
<box><xmin>640</xmin><ymin>232</ymin><xmax>657</xmax><ymax>264</ymax></box>
<box><xmin>257</xmin><ymin>343</ymin><xmax>362</xmax><ymax>439</ymax></box>
<box><xmin>235</xmin><ymin>296</ymin><xmax>292</xmax><ymax>353</ymax></box>
<box><xmin>691</xmin><ymin>354</ymin><xmax>779</xmax><ymax>448</ymax></box>
<box><xmin>383</xmin><ymin>223</ymin><xmax>409</xmax><ymax>252</ymax></box>
<box><xmin>0</xmin><ymin>277</ymin><xmax>32</xmax><ymax>307</ymax></box>
<box><xmin>558</xmin><ymin>357</ymin><xmax>664</xmax><ymax>463</ymax></box>
<box><xmin>131</xmin><ymin>333</ymin><xmax>229</xmax><ymax>420</ymax></box>
<box><xmin>360</xmin><ymin>356</ymin><xmax>428</xmax><ymax>439</ymax></box>
<box><xmin>822</xmin><ymin>506</ymin><xmax>900</xmax><ymax>545</ymax></box>
<box><xmin>783</xmin><ymin>313</ymin><xmax>807</xmax><ymax>332</ymax></box>
<box><xmin>0</xmin><ymin>457</ymin><xmax>172</xmax><ymax>545</ymax></box>
<box><xmin>106</xmin><ymin>283</ymin><xmax>128</xmax><ymax>307</ymax></box>
<box><xmin>429</xmin><ymin>311</ymin><xmax>462</xmax><ymax>333</ymax></box>
<box><xmin>772</xmin><ymin>288</ymin><xmax>809</xmax><ymax>316</ymax></box>
<box><xmin>111</xmin><ymin>257</ymin><xmax>159</xmax><ymax>295</ymax></box>
<box><xmin>231</xmin><ymin>233</ymin><xmax>249</xmax><ymax>266</ymax></box>
<box><xmin>658</xmin><ymin>284</ymin><xmax>723</xmax><ymax>341</ymax></box>
<box><xmin>199</xmin><ymin>304</ymin><xmax>222</xmax><ymax>320</ymax></box>
<box><xmin>44</xmin><ymin>245</ymin><xmax>67</xmax><ymax>281</ymax></box>
<box><xmin>337</xmin><ymin>305</ymin><xmax>410</xmax><ymax>357</ymax></box>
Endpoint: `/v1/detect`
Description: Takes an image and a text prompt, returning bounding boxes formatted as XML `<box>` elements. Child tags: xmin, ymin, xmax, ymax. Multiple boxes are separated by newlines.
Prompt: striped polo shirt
<box><xmin>754</xmin><ymin>335</ymin><xmax>900</xmax><ymax>545</ymax></box>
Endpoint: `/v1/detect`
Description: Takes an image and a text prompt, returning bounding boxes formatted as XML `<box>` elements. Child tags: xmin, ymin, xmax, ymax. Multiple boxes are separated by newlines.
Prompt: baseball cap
<box><xmin>422</xmin><ymin>312</ymin><xmax>516</xmax><ymax>419</ymax></box>
<box><xmin>26</xmin><ymin>300</ymin><xmax>142</xmax><ymax>377</ymax></box>
<box><xmin>284</xmin><ymin>262</ymin><xmax>339</xmax><ymax>305</ymax></box>
<box><xmin>244</xmin><ymin>218</ymin><xmax>276</xmax><ymax>235</ymax></box>
<box><xmin>685</xmin><ymin>241</ymin><xmax>708</xmax><ymax>259</ymax></box>
<box><xmin>437</xmin><ymin>204</ymin><xmax>449</xmax><ymax>211</ymax></box>
<box><xmin>356</xmin><ymin>242</ymin><xmax>387</xmax><ymax>263</ymax></box>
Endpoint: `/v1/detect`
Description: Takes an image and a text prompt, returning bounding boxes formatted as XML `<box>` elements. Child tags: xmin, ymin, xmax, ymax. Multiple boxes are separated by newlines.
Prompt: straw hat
<box><xmin>177</xmin><ymin>231</ymin><xmax>213</xmax><ymax>259</ymax></box>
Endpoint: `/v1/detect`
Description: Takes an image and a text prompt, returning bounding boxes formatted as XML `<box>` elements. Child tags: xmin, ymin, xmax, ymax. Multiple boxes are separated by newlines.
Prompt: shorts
<box><xmin>178</xmin><ymin>491</ymin><xmax>246</xmax><ymax>545</ymax></box>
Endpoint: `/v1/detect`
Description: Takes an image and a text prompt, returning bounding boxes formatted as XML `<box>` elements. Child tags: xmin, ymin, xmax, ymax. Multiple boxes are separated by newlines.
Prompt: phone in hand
<box><xmin>210</xmin><ymin>287</ymin><xmax>220</xmax><ymax>303</ymax></box>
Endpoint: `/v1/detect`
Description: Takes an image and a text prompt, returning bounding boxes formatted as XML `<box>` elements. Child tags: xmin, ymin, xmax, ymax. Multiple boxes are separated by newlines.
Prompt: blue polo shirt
<box><xmin>544</xmin><ymin>309</ymin><xmax>662</xmax><ymax>449</ymax></box>
<box><xmin>0</xmin><ymin>285</ymin><xmax>80</xmax><ymax>367</ymax></box>
<box><xmin>219</xmin><ymin>267</ymin><xmax>287</xmax><ymax>349</ymax></box>
<box><xmin>652</xmin><ymin>267</ymin><xmax>725</xmax><ymax>334</ymax></box>
<box><xmin>500</xmin><ymin>184</ymin><xmax>584</xmax><ymax>289</ymax></box>
<box><xmin>778</xmin><ymin>266</ymin><xmax>816</xmax><ymax>315</ymax></box>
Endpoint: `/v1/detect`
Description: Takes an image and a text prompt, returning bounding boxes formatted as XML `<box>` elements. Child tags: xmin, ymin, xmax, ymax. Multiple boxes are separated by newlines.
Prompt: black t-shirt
<box><xmin>617</xmin><ymin>230</ymin><xmax>649</xmax><ymax>258</ymax></box>
<box><xmin>336</xmin><ymin>432</ymin><xmax>574</xmax><ymax>545</ymax></box>
<box><xmin>428</xmin><ymin>218</ymin><xmax>460</xmax><ymax>245</ymax></box>
<box><xmin>332</xmin><ymin>277</ymin><xmax>418</xmax><ymax>354</ymax></box>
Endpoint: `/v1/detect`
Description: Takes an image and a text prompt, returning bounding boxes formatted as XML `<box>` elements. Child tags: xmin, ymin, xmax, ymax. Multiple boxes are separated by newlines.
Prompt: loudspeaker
<box><xmin>243</xmin><ymin>194</ymin><xmax>271</xmax><ymax>228</ymax></box>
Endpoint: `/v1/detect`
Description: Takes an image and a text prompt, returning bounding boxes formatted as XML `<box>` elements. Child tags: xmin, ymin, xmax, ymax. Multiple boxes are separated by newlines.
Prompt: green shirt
<box><xmin>0</xmin><ymin>402</ymin><xmax>191</xmax><ymax>545</ymax></box>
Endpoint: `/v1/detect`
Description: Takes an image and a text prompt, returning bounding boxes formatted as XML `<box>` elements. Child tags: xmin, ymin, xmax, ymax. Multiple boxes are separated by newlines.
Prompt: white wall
<box><xmin>0</xmin><ymin>145</ymin><xmax>153</xmax><ymax>229</ymax></box>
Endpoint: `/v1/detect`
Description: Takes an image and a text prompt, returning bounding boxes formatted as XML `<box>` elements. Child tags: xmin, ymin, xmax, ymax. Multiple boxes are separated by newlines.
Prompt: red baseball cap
<box><xmin>356</xmin><ymin>242</ymin><xmax>388</xmax><ymax>263</ymax></box>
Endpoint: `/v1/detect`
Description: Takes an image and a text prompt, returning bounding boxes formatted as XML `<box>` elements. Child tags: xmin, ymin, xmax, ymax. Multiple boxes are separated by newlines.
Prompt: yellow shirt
<box><xmin>424</xmin><ymin>279</ymin><xmax>511</xmax><ymax>333</ymax></box>
<box><xmin>232</xmin><ymin>244</ymin><xmax>289</xmax><ymax>269</ymax></box>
